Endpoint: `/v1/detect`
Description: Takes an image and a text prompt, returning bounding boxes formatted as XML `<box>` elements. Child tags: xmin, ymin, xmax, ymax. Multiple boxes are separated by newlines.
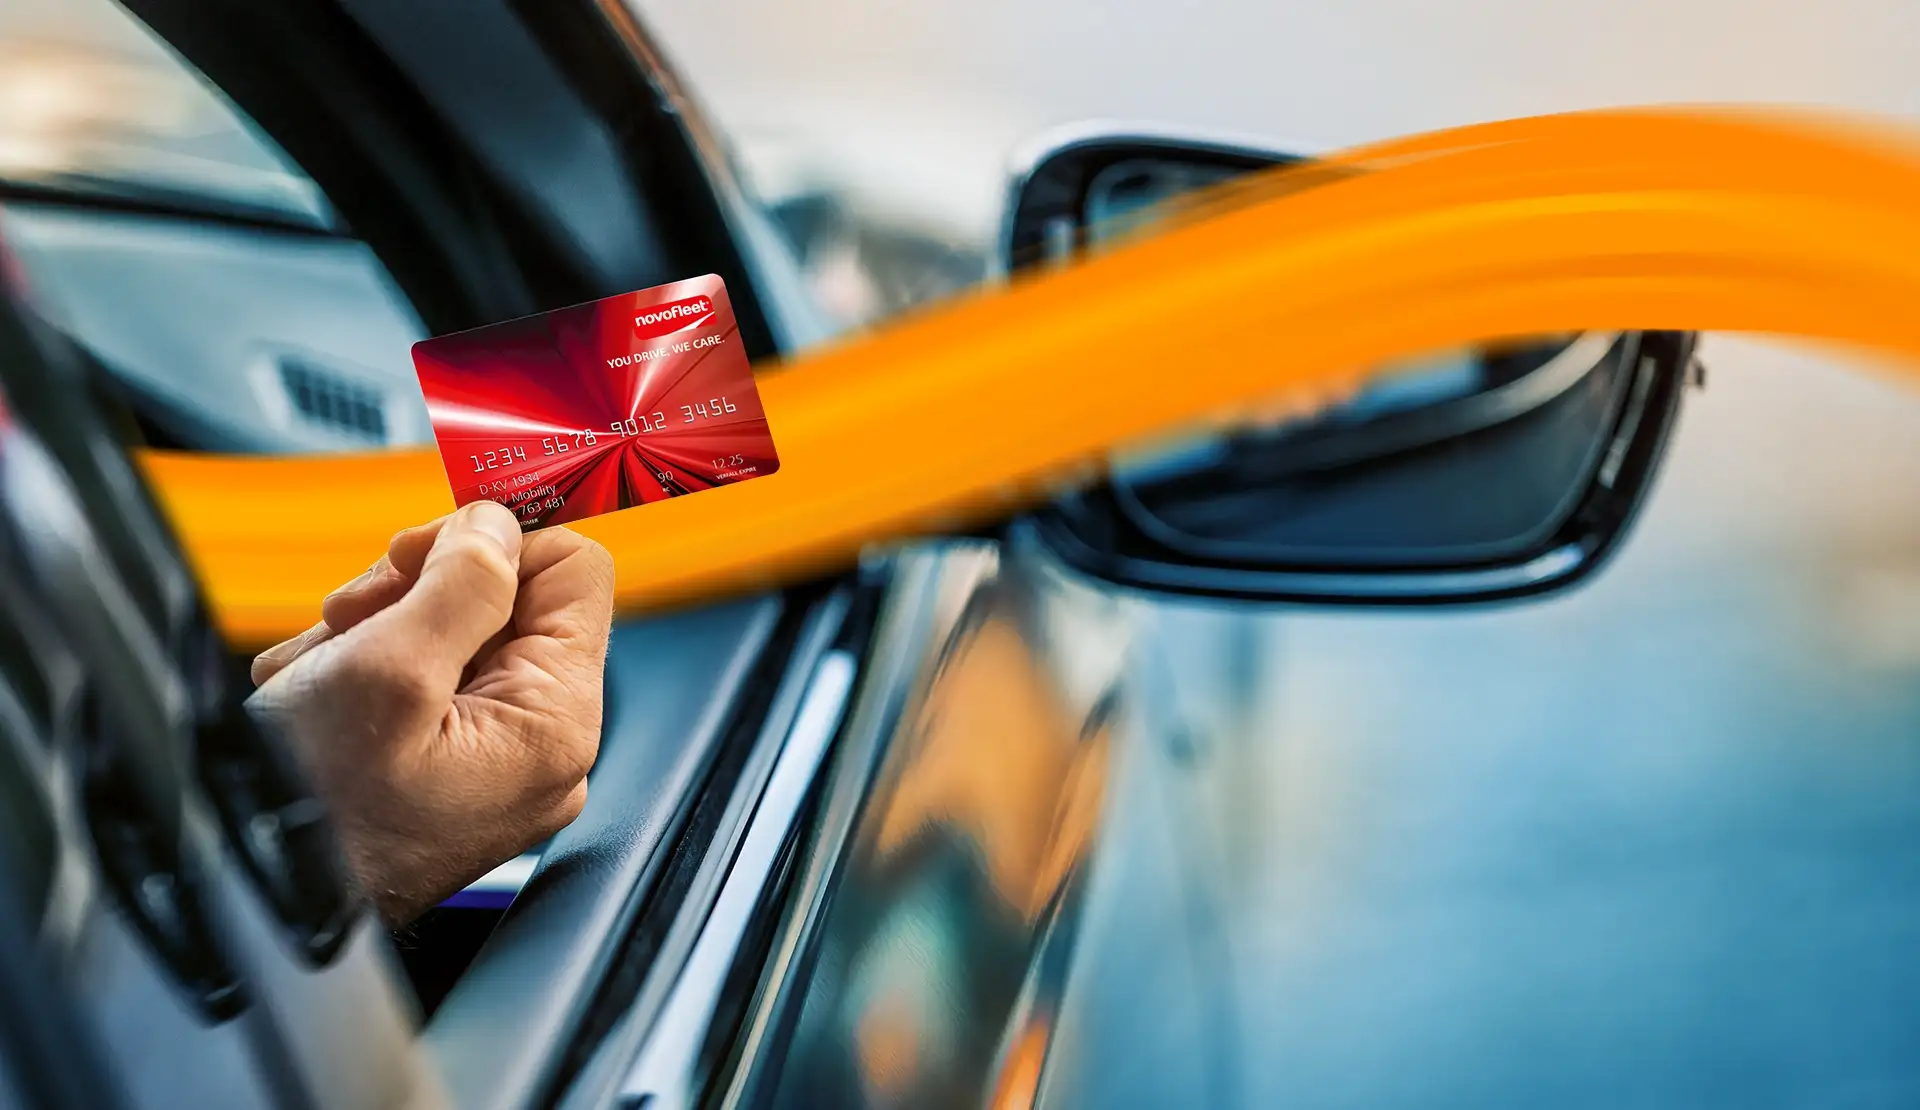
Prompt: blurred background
<box><xmin>634</xmin><ymin>0</ymin><xmax>1920</xmax><ymax>319</ymax></box>
<box><xmin>2</xmin><ymin>0</ymin><xmax>1918</xmax><ymax>1104</ymax></box>
<box><xmin>552</xmin><ymin>4</ymin><xmax>1920</xmax><ymax>1103</ymax></box>
<box><xmin>7</xmin><ymin>0</ymin><xmax>1920</xmax><ymax>325</ymax></box>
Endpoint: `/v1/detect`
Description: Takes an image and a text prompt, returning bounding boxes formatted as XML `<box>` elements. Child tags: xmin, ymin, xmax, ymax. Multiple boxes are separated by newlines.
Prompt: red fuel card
<box><xmin>411</xmin><ymin>275</ymin><xmax>779</xmax><ymax>530</ymax></box>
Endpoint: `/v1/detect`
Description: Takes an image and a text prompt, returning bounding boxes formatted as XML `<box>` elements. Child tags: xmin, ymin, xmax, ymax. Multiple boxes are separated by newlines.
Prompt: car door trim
<box><xmin>547</xmin><ymin>590</ymin><xmax>852</xmax><ymax>1109</ymax></box>
<box><xmin>708</xmin><ymin>551</ymin><xmax>965</xmax><ymax>1110</ymax></box>
<box><xmin>600</xmin><ymin>647</ymin><xmax>857</xmax><ymax>1110</ymax></box>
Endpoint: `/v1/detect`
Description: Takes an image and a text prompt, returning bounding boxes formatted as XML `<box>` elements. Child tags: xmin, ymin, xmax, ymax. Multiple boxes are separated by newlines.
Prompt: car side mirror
<box><xmin>998</xmin><ymin>129</ymin><xmax>1696</xmax><ymax>605</ymax></box>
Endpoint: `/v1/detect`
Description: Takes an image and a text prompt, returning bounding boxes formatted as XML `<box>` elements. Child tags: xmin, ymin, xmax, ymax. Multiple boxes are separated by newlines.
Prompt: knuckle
<box><xmin>546</xmin><ymin>781</ymin><xmax>589</xmax><ymax>832</ymax></box>
<box><xmin>440</xmin><ymin>532</ymin><xmax>518</xmax><ymax>587</ymax></box>
<box><xmin>432</xmin><ymin>540</ymin><xmax>519</xmax><ymax>630</ymax></box>
<box><xmin>550</xmin><ymin>726</ymin><xmax>600</xmax><ymax>787</ymax></box>
<box><xmin>547</xmin><ymin>529</ymin><xmax>614</xmax><ymax>589</ymax></box>
<box><xmin>565</xmin><ymin>539</ymin><xmax>617</xmax><ymax>633</ymax></box>
<box><xmin>508</xmin><ymin>703</ymin><xmax>599</xmax><ymax>789</ymax></box>
<box><xmin>581</xmin><ymin>538</ymin><xmax>615</xmax><ymax>590</ymax></box>
<box><xmin>390</xmin><ymin>666</ymin><xmax>440</xmax><ymax>711</ymax></box>
<box><xmin>318</xmin><ymin>589</ymin><xmax>364</xmax><ymax>630</ymax></box>
<box><xmin>391</xmin><ymin>515</ymin><xmax>444</xmax><ymax>553</ymax></box>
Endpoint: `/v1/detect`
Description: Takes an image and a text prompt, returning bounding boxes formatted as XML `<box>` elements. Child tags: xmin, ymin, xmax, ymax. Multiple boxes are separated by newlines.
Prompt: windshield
<box><xmin>0</xmin><ymin>1</ymin><xmax>330</xmax><ymax>228</ymax></box>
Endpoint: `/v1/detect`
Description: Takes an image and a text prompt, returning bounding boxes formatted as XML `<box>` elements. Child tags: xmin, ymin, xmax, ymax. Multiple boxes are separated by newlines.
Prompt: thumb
<box><xmin>359</xmin><ymin>501</ymin><xmax>523</xmax><ymax>686</ymax></box>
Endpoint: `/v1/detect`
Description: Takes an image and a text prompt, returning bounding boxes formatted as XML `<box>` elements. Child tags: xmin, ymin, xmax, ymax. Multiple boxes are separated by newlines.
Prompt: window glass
<box><xmin>0</xmin><ymin>0</ymin><xmax>328</xmax><ymax>227</ymax></box>
<box><xmin>0</xmin><ymin>0</ymin><xmax>433</xmax><ymax>455</ymax></box>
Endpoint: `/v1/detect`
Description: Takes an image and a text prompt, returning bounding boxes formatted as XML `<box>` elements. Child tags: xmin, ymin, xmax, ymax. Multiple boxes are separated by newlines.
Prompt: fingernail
<box><xmin>459</xmin><ymin>500</ymin><xmax>523</xmax><ymax>560</ymax></box>
<box><xmin>251</xmin><ymin>622</ymin><xmax>329</xmax><ymax>684</ymax></box>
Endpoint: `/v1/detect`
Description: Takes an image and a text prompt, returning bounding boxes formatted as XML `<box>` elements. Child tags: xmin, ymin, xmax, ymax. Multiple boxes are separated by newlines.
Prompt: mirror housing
<box><xmin>999</xmin><ymin>128</ymin><xmax>1695</xmax><ymax>605</ymax></box>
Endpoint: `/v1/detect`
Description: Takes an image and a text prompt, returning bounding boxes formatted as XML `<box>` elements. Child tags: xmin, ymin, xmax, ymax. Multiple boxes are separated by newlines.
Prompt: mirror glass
<box><xmin>1103</xmin><ymin>331</ymin><xmax>1633</xmax><ymax>568</ymax></box>
<box><xmin>1084</xmin><ymin>157</ymin><xmax>1244</xmax><ymax>240</ymax></box>
<box><xmin>1023</xmin><ymin>145</ymin><xmax>1650</xmax><ymax>576</ymax></box>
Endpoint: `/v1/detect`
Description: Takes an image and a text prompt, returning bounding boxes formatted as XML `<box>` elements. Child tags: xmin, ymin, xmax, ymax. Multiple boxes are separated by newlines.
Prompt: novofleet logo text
<box><xmin>634</xmin><ymin>296</ymin><xmax>715</xmax><ymax>340</ymax></box>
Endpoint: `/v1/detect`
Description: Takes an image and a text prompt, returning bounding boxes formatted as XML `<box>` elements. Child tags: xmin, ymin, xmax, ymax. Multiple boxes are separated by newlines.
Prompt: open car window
<box><xmin>0</xmin><ymin>0</ymin><xmax>329</xmax><ymax>228</ymax></box>
<box><xmin>0</xmin><ymin>0</ymin><xmax>432</xmax><ymax>455</ymax></box>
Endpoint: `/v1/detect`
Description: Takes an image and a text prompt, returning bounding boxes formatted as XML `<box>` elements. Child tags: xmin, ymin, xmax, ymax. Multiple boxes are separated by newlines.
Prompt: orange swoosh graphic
<box><xmin>139</xmin><ymin>106</ymin><xmax>1920</xmax><ymax>648</ymax></box>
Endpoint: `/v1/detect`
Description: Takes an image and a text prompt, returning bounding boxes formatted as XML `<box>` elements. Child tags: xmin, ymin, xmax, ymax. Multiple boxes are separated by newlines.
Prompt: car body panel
<box><xmin>708</xmin><ymin>544</ymin><xmax>1139</xmax><ymax>1110</ymax></box>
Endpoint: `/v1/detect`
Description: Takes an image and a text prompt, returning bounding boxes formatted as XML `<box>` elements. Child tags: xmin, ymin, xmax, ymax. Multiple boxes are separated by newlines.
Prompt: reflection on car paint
<box><xmin>765</xmin><ymin>547</ymin><xmax>1124</xmax><ymax>1110</ymax></box>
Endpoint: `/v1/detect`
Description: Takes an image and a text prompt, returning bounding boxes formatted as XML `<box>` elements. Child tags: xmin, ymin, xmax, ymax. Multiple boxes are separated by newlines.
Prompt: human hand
<box><xmin>247</xmin><ymin>501</ymin><xmax>614</xmax><ymax>924</ymax></box>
